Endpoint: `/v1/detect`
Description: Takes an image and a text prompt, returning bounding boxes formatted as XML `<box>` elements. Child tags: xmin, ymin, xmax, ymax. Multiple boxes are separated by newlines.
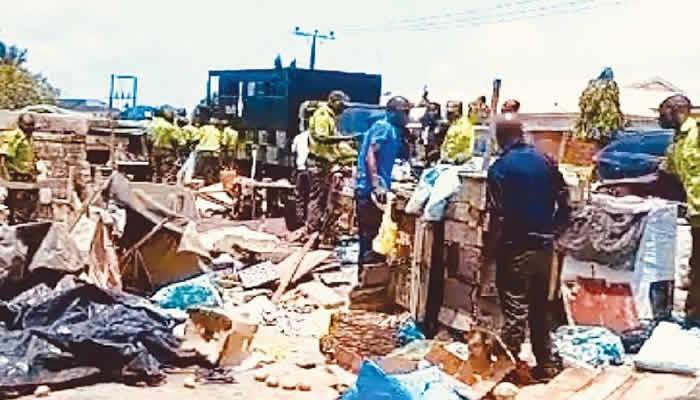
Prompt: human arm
<box><xmin>484</xmin><ymin>169</ymin><xmax>505</xmax><ymax>260</ymax></box>
<box><xmin>548</xmin><ymin>158</ymin><xmax>571</xmax><ymax>234</ymax></box>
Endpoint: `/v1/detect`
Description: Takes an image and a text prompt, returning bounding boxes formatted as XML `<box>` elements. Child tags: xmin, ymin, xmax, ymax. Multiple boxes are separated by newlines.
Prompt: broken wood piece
<box><xmin>272</xmin><ymin>231</ymin><xmax>319</xmax><ymax>303</ymax></box>
<box><xmin>297</xmin><ymin>281</ymin><xmax>345</xmax><ymax>308</ymax></box>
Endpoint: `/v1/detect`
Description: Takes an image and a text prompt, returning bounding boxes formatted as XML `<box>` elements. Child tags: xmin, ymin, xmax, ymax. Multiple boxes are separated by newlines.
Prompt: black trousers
<box><xmin>294</xmin><ymin>170</ymin><xmax>311</xmax><ymax>230</ymax></box>
<box><xmin>496</xmin><ymin>246</ymin><xmax>562</xmax><ymax>368</ymax></box>
<box><xmin>688</xmin><ymin>227</ymin><xmax>700</xmax><ymax>322</ymax></box>
<box><xmin>356</xmin><ymin>196</ymin><xmax>382</xmax><ymax>267</ymax></box>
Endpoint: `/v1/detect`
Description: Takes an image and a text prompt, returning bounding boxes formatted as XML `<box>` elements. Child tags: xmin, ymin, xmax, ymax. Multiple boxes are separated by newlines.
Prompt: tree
<box><xmin>0</xmin><ymin>41</ymin><xmax>59</xmax><ymax>109</ymax></box>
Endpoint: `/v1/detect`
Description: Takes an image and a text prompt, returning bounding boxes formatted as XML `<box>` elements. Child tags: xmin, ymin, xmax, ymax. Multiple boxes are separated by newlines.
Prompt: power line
<box><xmin>339</xmin><ymin>0</ymin><xmax>623</xmax><ymax>33</ymax></box>
<box><xmin>293</xmin><ymin>27</ymin><xmax>336</xmax><ymax>70</ymax></box>
<box><xmin>339</xmin><ymin>0</ymin><xmax>545</xmax><ymax>31</ymax></box>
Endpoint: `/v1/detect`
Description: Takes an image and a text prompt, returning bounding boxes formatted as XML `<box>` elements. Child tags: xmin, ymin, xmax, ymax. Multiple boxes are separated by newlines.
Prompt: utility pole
<box><xmin>293</xmin><ymin>27</ymin><xmax>335</xmax><ymax>70</ymax></box>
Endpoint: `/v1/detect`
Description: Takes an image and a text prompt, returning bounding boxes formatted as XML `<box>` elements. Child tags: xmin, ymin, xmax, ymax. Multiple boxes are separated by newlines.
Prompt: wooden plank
<box><xmin>517</xmin><ymin>368</ymin><xmax>600</xmax><ymax>400</ymax></box>
<box><xmin>568</xmin><ymin>368</ymin><xmax>634</xmax><ymax>400</ymax></box>
<box><xmin>612</xmin><ymin>372</ymin><xmax>697</xmax><ymax>400</ymax></box>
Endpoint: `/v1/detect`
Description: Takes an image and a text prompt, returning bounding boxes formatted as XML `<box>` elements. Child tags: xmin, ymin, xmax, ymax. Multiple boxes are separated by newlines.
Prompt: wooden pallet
<box><xmin>516</xmin><ymin>367</ymin><xmax>699</xmax><ymax>400</ymax></box>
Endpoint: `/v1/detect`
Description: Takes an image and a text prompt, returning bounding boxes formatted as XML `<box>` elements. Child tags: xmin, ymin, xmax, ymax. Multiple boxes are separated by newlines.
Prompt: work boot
<box><xmin>530</xmin><ymin>364</ymin><xmax>563</xmax><ymax>384</ymax></box>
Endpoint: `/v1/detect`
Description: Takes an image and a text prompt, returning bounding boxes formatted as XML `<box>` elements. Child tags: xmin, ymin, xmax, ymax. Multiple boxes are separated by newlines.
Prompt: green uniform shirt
<box><xmin>308</xmin><ymin>103</ymin><xmax>356</xmax><ymax>165</ymax></box>
<box><xmin>196</xmin><ymin>125</ymin><xmax>222</xmax><ymax>152</ymax></box>
<box><xmin>221</xmin><ymin>127</ymin><xmax>239</xmax><ymax>152</ymax></box>
<box><xmin>440</xmin><ymin>116</ymin><xmax>475</xmax><ymax>164</ymax></box>
<box><xmin>148</xmin><ymin>117</ymin><xmax>184</xmax><ymax>150</ymax></box>
<box><xmin>182</xmin><ymin>125</ymin><xmax>200</xmax><ymax>148</ymax></box>
<box><xmin>668</xmin><ymin>117</ymin><xmax>700</xmax><ymax>225</ymax></box>
<box><xmin>0</xmin><ymin>128</ymin><xmax>36</xmax><ymax>177</ymax></box>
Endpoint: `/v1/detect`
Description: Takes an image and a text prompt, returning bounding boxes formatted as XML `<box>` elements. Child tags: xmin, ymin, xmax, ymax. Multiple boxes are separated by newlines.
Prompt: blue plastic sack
<box><xmin>151</xmin><ymin>274</ymin><xmax>222</xmax><ymax>311</ymax></box>
<box><xmin>343</xmin><ymin>361</ymin><xmax>462</xmax><ymax>400</ymax></box>
<box><xmin>405</xmin><ymin>165</ymin><xmax>450</xmax><ymax>215</ymax></box>
<box><xmin>596</xmin><ymin>129</ymin><xmax>674</xmax><ymax>180</ymax></box>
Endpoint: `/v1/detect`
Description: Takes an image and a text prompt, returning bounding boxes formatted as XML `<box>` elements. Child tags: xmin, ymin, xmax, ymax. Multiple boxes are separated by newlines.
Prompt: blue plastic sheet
<box><xmin>342</xmin><ymin>361</ymin><xmax>462</xmax><ymax>400</ymax></box>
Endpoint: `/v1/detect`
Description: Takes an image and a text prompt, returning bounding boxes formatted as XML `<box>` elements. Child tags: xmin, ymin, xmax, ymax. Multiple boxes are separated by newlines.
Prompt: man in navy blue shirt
<box><xmin>486</xmin><ymin>115</ymin><xmax>570</xmax><ymax>382</ymax></box>
<box><xmin>355</xmin><ymin>96</ymin><xmax>412</xmax><ymax>268</ymax></box>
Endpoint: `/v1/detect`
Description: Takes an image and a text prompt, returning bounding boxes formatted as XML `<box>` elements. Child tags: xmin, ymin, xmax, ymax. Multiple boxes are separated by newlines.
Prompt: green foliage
<box><xmin>0</xmin><ymin>41</ymin><xmax>59</xmax><ymax>109</ymax></box>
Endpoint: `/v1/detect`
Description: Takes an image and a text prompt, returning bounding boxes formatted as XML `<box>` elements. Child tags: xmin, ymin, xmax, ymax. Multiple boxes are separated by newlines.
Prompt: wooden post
<box><xmin>482</xmin><ymin>79</ymin><xmax>502</xmax><ymax>172</ymax></box>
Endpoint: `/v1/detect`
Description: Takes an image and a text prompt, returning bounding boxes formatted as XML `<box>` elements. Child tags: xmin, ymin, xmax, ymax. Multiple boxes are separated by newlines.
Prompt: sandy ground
<box><xmin>31</xmin><ymin>372</ymin><xmax>343</xmax><ymax>400</ymax></box>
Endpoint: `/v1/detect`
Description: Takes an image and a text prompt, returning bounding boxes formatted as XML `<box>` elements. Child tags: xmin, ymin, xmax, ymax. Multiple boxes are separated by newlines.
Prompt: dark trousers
<box><xmin>150</xmin><ymin>147</ymin><xmax>179</xmax><ymax>184</ymax></box>
<box><xmin>356</xmin><ymin>196</ymin><xmax>382</xmax><ymax>267</ymax></box>
<box><xmin>687</xmin><ymin>227</ymin><xmax>700</xmax><ymax>322</ymax></box>
<box><xmin>194</xmin><ymin>151</ymin><xmax>221</xmax><ymax>186</ymax></box>
<box><xmin>6</xmin><ymin>188</ymin><xmax>39</xmax><ymax>225</ymax></box>
<box><xmin>497</xmin><ymin>246</ymin><xmax>562</xmax><ymax>368</ymax></box>
<box><xmin>306</xmin><ymin>163</ymin><xmax>331</xmax><ymax>233</ymax></box>
<box><xmin>294</xmin><ymin>170</ymin><xmax>311</xmax><ymax>230</ymax></box>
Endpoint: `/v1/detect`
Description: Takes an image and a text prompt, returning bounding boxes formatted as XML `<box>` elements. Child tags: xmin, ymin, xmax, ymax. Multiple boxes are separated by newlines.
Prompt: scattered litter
<box><xmin>553</xmin><ymin>326</ymin><xmax>625</xmax><ymax>368</ymax></box>
<box><xmin>238</xmin><ymin>261</ymin><xmax>279</xmax><ymax>289</ymax></box>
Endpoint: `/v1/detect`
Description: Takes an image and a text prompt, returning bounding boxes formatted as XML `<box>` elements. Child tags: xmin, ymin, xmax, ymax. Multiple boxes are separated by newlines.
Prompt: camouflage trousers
<box><xmin>496</xmin><ymin>246</ymin><xmax>562</xmax><ymax>369</ymax></box>
<box><xmin>151</xmin><ymin>147</ymin><xmax>179</xmax><ymax>184</ymax></box>
<box><xmin>194</xmin><ymin>151</ymin><xmax>221</xmax><ymax>186</ymax></box>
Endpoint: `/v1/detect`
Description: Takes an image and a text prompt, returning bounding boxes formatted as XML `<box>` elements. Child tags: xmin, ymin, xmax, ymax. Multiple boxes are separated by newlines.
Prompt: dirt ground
<box><xmin>31</xmin><ymin>373</ymin><xmax>342</xmax><ymax>400</ymax></box>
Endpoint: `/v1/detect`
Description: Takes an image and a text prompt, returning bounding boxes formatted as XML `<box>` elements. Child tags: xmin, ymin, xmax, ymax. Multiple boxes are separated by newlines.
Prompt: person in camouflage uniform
<box><xmin>440</xmin><ymin>100</ymin><xmax>476</xmax><ymax>164</ymax></box>
<box><xmin>660</xmin><ymin>95</ymin><xmax>700</xmax><ymax>325</ymax></box>
<box><xmin>306</xmin><ymin>91</ymin><xmax>357</xmax><ymax>235</ymax></box>
<box><xmin>193</xmin><ymin>119</ymin><xmax>223</xmax><ymax>186</ymax></box>
<box><xmin>148</xmin><ymin>108</ymin><xmax>184</xmax><ymax>184</ymax></box>
<box><xmin>0</xmin><ymin>113</ymin><xmax>39</xmax><ymax>225</ymax></box>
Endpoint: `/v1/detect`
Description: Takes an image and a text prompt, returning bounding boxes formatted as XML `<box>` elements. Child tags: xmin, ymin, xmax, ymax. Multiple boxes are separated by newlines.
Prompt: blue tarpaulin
<box><xmin>595</xmin><ymin>129</ymin><xmax>674</xmax><ymax>180</ymax></box>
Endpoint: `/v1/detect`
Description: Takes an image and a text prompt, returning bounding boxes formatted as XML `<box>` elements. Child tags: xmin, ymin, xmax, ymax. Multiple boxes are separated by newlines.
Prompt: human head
<box><xmin>446</xmin><ymin>100</ymin><xmax>463</xmax><ymax>122</ymax></box>
<box><xmin>495</xmin><ymin>114</ymin><xmax>524</xmax><ymax>150</ymax></box>
<box><xmin>478</xmin><ymin>96</ymin><xmax>487</xmax><ymax>104</ymax></box>
<box><xmin>659</xmin><ymin>95</ymin><xmax>692</xmax><ymax>130</ymax></box>
<box><xmin>17</xmin><ymin>113</ymin><xmax>35</xmax><ymax>136</ymax></box>
<box><xmin>176</xmin><ymin>117</ymin><xmax>189</xmax><ymax>128</ymax></box>
<box><xmin>191</xmin><ymin>115</ymin><xmax>201</xmax><ymax>127</ymax></box>
<box><xmin>501</xmin><ymin>99</ymin><xmax>520</xmax><ymax>114</ymax></box>
<box><xmin>386</xmin><ymin>96</ymin><xmax>413</xmax><ymax>127</ymax></box>
<box><xmin>161</xmin><ymin>107</ymin><xmax>175</xmax><ymax>123</ymax></box>
<box><xmin>427</xmin><ymin>102</ymin><xmax>441</xmax><ymax>119</ymax></box>
<box><xmin>328</xmin><ymin>90</ymin><xmax>350</xmax><ymax>114</ymax></box>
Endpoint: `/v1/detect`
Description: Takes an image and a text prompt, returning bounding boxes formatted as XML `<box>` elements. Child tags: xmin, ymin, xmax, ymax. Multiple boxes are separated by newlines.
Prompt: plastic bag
<box><xmin>372</xmin><ymin>194</ymin><xmax>398</xmax><ymax>256</ymax></box>
<box><xmin>405</xmin><ymin>166</ymin><xmax>449</xmax><ymax>215</ymax></box>
<box><xmin>372</xmin><ymin>195</ymin><xmax>398</xmax><ymax>256</ymax></box>
<box><xmin>423</xmin><ymin>166</ymin><xmax>460</xmax><ymax>221</ymax></box>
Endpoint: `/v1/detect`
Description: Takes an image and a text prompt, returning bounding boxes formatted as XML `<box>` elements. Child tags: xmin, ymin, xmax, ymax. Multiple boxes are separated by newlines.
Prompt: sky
<box><xmin>2</xmin><ymin>0</ymin><xmax>699</xmax><ymax>114</ymax></box>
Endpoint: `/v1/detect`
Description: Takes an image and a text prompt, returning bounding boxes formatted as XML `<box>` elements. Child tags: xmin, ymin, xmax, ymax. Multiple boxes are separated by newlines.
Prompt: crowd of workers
<box><xmin>146</xmin><ymin>108</ymin><xmax>239</xmax><ymax>185</ymax></box>
<box><xmin>0</xmin><ymin>89</ymin><xmax>698</xmax><ymax>384</ymax></box>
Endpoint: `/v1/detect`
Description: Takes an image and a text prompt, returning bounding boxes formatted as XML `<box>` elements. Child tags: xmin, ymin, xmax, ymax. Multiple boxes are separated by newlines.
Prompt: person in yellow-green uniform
<box><xmin>306</xmin><ymin>90</ymin><xmax>357</xmax><ymax>235</ymax></box>
<box><xmin>194</xmin><ymin>118</ymin><xmax>223</xmax><ymax>186</ymax></box>
<box><xmin>220</xmin><ymin>124</ymin><xmax>239</xmax><ymax>171</ymax></box>
<box><xmin>148</xmin><ymin>108</ymin><xmax>184</xmax><ymax>184</ymax></box>
<box><xmin>0</xmin><ymin>113</ymin><xmax>39</xmax><ymax>225</ymax></box>
<box><xmin>660</xmin><ymin>95</ymin><xmax>700</xmax><ymax>326</ymax></box>
<box><xmin>440</xmin><ymin>100</ymin><xmax>476</xmax><ymax>164</ymax></box>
